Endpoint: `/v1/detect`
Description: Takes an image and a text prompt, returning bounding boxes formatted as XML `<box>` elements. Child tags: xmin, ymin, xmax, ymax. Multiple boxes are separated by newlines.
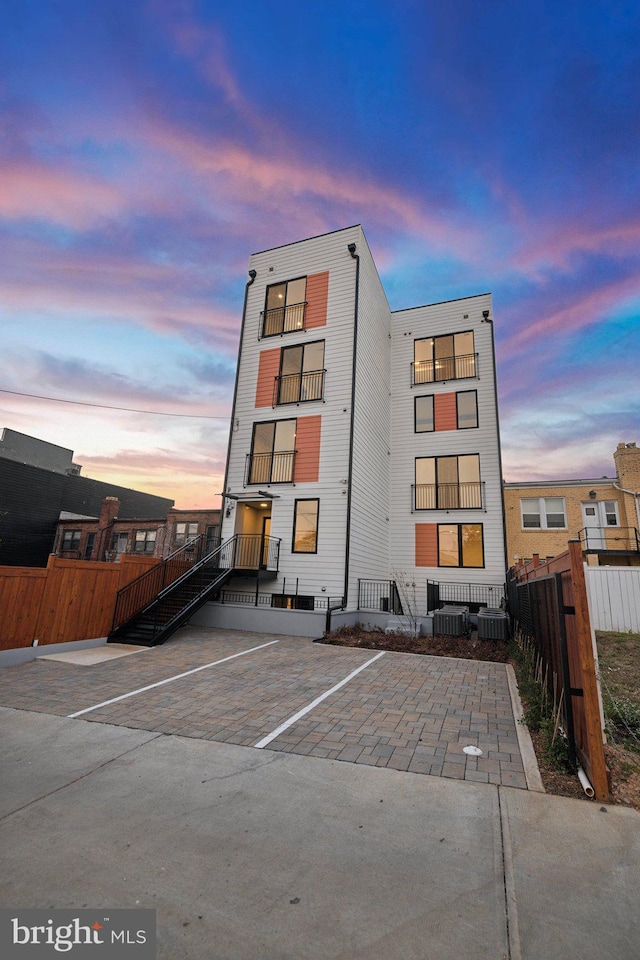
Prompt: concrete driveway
<box><xmin>0</xmin><ymin>627</ymin><xmax>532</xmax><ymax>789</ymax></box>
<box><xmin>1</xmin><ymin>627</ymin><xmax>638</xmax><ymax>959</ymax></box>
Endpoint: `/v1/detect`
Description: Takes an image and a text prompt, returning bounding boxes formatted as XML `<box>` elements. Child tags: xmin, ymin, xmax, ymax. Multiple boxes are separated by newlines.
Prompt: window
<box><xmin>415</xmin><ymin>455</ymin><xmax>482</xmax><ymax>509</ymax></box>
<box><xmin>415</xmin><ymin>390</ymin><xmax>478</xmax><ymax>432</ymax></box>
<box><xmin>205</xmin><ymin>524</ymin><xmax>221</xmax><ymax>552</ymax></box>
<box><xmin>61</xmin><ymin>530</ymin><xmax>81</xmax><ymax>551</ymax></box>
<box><xmin>603</xmin><ymin>501</ymin><xmax>619</xmax><ymax>526</ymax></box>
<box><xmin>456</xmin><ymin>390</ymin><xmax>478</xmax><ymax>429</ymax></box>
<box><xmin>415</xmin><ymin>395</ymin><xmax>434</xmax><ymax>432</ymax></box>
<box><xmin>134</xmin><ymin>530</ymin><xmax>157</xmax><ymax>554</ymax></box>
<box><xmin>520</xmin><ymin>498</ymin><xmax>566</xmax><ymax>529</ymax></box>
<box><xmin>438</xmin><ymin>524</ymin><xmax>484</xmax><ymax>567</ymax></box>
<box><xmin>83</xmin><ymin>533</ymin><xmax>96</xmax><ymax>560</ymax></box>
<box><xmin>262</xmin><ymin>277</ymin><xmax>307</xmax><ymax>337</ymax></box>
<box><xmin>248</xmin><ymin>419</ymin><xmax>296</xmax><ymax>484</ymax></box>
<box><xmin>277</xmin><ymin>341</ymin><xmax>325</xmax><ymax>404</ymax></box>
<box><xmin>293</xmin><ymin>499</ymin><xmax>319</xmax><ymax>553</ymax></box>
<box><xmin>413</xmin><ymin>331</ymin><xmax>476</xmax><ymax>385</ymax></box>
<box><xmin>271</xmin><ymin>594</ymin><xmax>315</xmax><ymax>611</ymax></box>
<box><xmin>175</xmin><ymin>522</ymin><xmax>199</xmax><ymax>544</ymax></box>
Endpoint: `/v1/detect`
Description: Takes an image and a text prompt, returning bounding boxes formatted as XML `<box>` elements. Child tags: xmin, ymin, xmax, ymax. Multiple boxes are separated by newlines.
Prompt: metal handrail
<box><xmin>412</xmin><ymin>481</ymin><xmax>484</xmax><ymax>511</ymax></box>
<box><xmin>578</xmin><ymin>526</ymin><xmax>640</xmax><ymax>551</ymax></box>
<box><xmin>410</xmin><ymin>352</ymin><xmax>478</xmax><ymax>385</ymax></box>
<box><xmin>260</xmin><ymin>300</ymin><xmax>307</xmax><ymax>337</ymax></box>
<box><xmin>245</xmin><ymin>450</ymin><xmax>296</xmax><ymax>485</ymax></box>
<box><xmin>273</xmin><ymin>368</ymin><xmax>325</xmax><ymax>405</ymax></box>
<box><xmin>112</xmin><ymin>535</ymin><xmax>204</xmax><ymax>630</ymax></box>
<box><xmin>112</xmin><ymin>533</ymin><xmax>282</xmax><ymax>632</ymax></box>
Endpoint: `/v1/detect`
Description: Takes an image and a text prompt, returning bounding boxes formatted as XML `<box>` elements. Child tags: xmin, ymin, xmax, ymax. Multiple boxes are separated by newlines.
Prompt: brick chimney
<box><xmin>99</xmin><ymin>497</ymin><xmax>120</xmax><ymax>526</ymax></box>
<box><xmin>614</xmin><ymin>442</ymin><xmax>640</xmax><ymax>493</ymax></box>
<box><xmin>96</xmin><ymin>497</ymin><xmax>120</xmax><ymax>561</ymax></box>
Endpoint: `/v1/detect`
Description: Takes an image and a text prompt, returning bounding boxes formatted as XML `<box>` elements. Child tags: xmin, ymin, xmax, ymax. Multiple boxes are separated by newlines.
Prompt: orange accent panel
<box><xmin>435</xmin><ymin>392</ymin><xmax>457</xmax><ymax>431</ymax></box>
<box><xmin>294</xmin><ymin>415</ymin><xmax>322</xmax><ymax>482</ymax></box>
<box><xmin>255</xmin><ymin>348</ymin><xmax>281</xmax><ymax>408</ymax></box>
<box><xmin>305</xmin><ymin>271</ymin><xmax>329</xmax><ymax>328</ymax></box>
<box><xmin>415</xmin><ymin>524</ymin><xmax>438</xmax><ymax>567</ymax></box>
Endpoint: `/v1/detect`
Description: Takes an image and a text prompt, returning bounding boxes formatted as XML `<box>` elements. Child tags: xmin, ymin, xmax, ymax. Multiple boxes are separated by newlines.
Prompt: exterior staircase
<box><xmin>108</xmin><ymin>533</ymin><xmax>280</xmax><ymax>646</ymax></box>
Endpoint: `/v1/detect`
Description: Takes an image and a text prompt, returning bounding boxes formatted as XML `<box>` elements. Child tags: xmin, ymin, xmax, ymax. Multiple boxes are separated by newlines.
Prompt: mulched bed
<box><xmin>321</xmin><ymin>626</ymin><xmax>511</xmax><ymax>662</ymax></box>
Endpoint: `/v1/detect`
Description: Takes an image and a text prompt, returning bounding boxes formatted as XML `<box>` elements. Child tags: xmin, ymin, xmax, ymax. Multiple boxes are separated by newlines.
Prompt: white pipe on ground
<box><xmin>577</xmin><ymin>766</ymin><xmax>595</xmax><ymax>798</ymax></box>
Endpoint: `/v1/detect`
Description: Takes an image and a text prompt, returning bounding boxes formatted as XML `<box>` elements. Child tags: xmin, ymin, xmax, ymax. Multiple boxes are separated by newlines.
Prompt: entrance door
<box><xmin>582</xmin><ymin>500</ymin><xmax>620</xmax><ymax>549</ymax></box>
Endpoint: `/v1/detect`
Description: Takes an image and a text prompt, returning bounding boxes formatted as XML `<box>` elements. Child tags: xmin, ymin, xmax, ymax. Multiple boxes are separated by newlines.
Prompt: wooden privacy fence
<box><xmin>508</xmin><ymin>540</ymin><xmax>609</xmax><ymax>801</ymax></box>
<box><xmin>0</xmin><ymin>555</ymin><xmax>159</xmax><ymax>650</ymax></box>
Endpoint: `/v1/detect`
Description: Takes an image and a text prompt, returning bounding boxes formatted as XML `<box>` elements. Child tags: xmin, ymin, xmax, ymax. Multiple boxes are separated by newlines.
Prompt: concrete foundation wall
<box><xmin>189</xmin><ymin>602</ymin><xmax>327</xmax><ymax>639</ymax></box>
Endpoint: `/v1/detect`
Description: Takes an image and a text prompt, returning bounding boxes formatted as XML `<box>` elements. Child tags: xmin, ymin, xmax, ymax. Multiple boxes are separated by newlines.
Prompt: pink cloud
<box><xmin>500</xmin><ymin>274</ymin><xmax>640</xmax><ymax>355</ymax></box>
<box><xmin>0</xmin><ymin>161</ymin><xmax>126</xmax><ymax>228</ymax></box>
<box><xmin>0</xmin><ymin>238</ymin><xmax>241</xmax><ymax>350</ymax></box>
<box><xmin>513</xmin><ymin>217</ymin><xmax>640</xmax><ymax>275</ymax></box>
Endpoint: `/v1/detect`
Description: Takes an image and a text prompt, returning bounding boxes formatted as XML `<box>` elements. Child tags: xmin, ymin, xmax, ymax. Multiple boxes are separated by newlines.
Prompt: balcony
<box><xmin>245</xmin><ymin>450</ymin><xmax>296</xmax><ymax>485</ymax></box>
<box><xmin>411</xmin><ymin>352</ymin><xmax>478</xmax><ymax>385</ymax></box>
<box><xmin>260</xmin><ymin>301</ymin><xmax>307</xmax><ymax>338</ymax></box>
<box><xmin>412</xmin><ymin>482</ymin><xmax>485</xmax><ymax>511</ymax></box>
<box><xmin>578</xmin><ymin>527</ymin><xmax>640</xmax><ymax>554</ymax></box>
<box><xmin>274</xmin><ymin>369</ymin><xmax>325</xmax><ymax>405</ymax></box>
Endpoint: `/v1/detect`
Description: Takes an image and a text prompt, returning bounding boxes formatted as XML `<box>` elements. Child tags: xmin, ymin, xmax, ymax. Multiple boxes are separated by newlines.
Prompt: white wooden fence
<box><xmin>585</xmin><ymin>565</ymin><xmax>640</xmax><ymax>632</ymax></box>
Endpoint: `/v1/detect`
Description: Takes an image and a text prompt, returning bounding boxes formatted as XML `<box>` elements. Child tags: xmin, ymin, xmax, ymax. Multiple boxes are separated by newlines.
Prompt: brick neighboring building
<box><xmin>54</xmin><ymin>499</ymin><xmax>221</xmax><ymax>561</ymax></box>
<box><xmin>0</xmin><ymin>429</ymin><xmax>174</xmax><ymax>567</ymax></box>
<box><xmin>504</xmin><ymin>442</ymin><xmax>640</xmax><ymax>567</ymax></box>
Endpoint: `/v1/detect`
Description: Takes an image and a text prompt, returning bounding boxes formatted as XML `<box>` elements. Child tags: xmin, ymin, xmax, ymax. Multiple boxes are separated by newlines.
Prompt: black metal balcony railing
<box><xmin>411</xmin><ymin>352</ymin><xmax>478</xmax><ymax>385</ymax></box>
<box><xmin>274</xmin><ymin>369</ymin><xmax>325</xmax><ymax>405</ymax></box>
<box><xmin>578</xmin><ymin>527</ymin><xmax>640</xmax><ymax>552</ymax></box>
<box><xmin>357</xmin><ymin>580</ymin><xmax>404</xmax><ymax>614</ymax></box>
<box><xmin>230</xmin><ymin>534</ymin><xmax>281</xmax><ymax>570</ymax></box>
<box><xmin>413</xmin><ymin>481</ymin><xmax>484</xmax><ymax>511</ymax></box>
<box><xmin>245</xmin><ymin>450</ymin><xmax>296</xmax><ymax>485</ymax></box>
<box><xmin>260</xmin><ymin>301</ymin><xmax>307</xmax><ymax>337</ymax></box>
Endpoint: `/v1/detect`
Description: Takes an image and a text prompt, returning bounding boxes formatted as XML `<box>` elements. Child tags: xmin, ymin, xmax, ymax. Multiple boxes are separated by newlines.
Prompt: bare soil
<box><xmin>321</xmin><ymin>626</ymin><xmax>640</xmax><ymax>811</ymax></box>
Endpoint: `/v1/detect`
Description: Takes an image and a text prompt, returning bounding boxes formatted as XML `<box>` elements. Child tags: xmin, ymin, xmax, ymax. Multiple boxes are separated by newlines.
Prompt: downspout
<box><xmin>343</xmin><ymin>242</ymin><xmax>360</xmax><ymax>610</ymax></box>
<box><xmin>483</xmin><ymin>309</ymin><xmax>510</xmax><ymax>578</ymax></box>
<box><xmin>613</xmin><ymin>482</ymin><xmax>640</xmax><ymax>533</ymax></box>
<box><xmin>221</xmin><ymin>269</ymin><xmax>257</xmax><ymax>525</ymax></box>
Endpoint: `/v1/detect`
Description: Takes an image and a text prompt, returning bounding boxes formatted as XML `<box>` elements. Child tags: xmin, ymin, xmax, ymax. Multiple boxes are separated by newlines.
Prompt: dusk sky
<box><xmin>1</xmin><ymin>1</ymin><xmax>638</xmax><ymax>508</ymax></box>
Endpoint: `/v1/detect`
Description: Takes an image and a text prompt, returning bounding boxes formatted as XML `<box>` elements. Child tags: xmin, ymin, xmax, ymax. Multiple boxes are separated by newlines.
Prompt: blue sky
<box><xmin>1</xmin><ymin>0</ymin><xmax>638</xmax><ymax>506</ymax></box>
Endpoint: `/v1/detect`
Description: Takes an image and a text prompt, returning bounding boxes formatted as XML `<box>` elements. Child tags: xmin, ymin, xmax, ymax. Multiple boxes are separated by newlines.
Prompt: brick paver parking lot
<box><xmin>0</xmin><ymin>627</ymin><xmax>529</xmax><ymax>788</ymax></box>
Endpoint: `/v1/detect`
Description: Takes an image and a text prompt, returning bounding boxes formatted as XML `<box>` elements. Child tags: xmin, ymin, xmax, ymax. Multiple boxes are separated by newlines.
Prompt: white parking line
<box><xmin>67</xmin><ymin>640</ymin><xmax>280</xmax><ymax>718</ymax></box>
<box><xmin>254</xmin><ymin>651</ymin><xmax>386</xmax><ymax>749</ymax></box>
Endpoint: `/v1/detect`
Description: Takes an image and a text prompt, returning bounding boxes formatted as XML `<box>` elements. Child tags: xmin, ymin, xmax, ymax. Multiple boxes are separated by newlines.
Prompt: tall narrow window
<box><xmin>456</xmin><ymin>390</ymin><xmax>478</xmax><ymax>428</ymax></box>
<box><xmin>415</xmin><ymin>395</ymin><xmax>435</xmax><ymax>432</ymax></box>
<box><xmin>277</xmin><ymin>341</ymin><xmax>325</xmax><ymax>404</ymax></box>
<box><xmin>293</xmin><ymin>499</ymin><xmax>319</xmax><ymax>553</ymax></box>
<box><xmin>248</xmin><ymin>419</ymin><xmax>297</xmax><ymax>484</ymax></box>
<box><xmin>413</xmin><ymin>332</ymin><xmax>476</xmax><ymax>384</ymax></box>
<box><xmin>262</xmin><ymin>277</ymin><xmax>307</xmax><ymax>337</ymax></box>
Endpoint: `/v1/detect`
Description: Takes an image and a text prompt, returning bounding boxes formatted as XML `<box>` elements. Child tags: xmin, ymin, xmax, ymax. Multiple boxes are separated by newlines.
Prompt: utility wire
<box><xmin>0</xmin><ymin>388</ymin><xmax>230</xmax><ymax>420</ymax></box>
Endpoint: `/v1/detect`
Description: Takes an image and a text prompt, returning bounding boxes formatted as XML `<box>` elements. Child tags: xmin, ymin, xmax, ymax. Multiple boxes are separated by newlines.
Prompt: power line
<box><xmin>0</xmin><ymin>388</ymin><xmax>230</xmax><ymax>420</ymax></box>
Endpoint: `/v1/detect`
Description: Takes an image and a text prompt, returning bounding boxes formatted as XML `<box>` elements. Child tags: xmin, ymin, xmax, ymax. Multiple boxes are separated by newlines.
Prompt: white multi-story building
<box><xmin>194</xmin><ymin>225</ymin><xmax>506</xmax><ymax>636</ymax></box>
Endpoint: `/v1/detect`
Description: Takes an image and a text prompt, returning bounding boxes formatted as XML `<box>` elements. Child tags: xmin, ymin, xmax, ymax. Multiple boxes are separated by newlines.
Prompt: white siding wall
<box><xmin>348</xmin><ymin>233</ymin><xmax>392</xmax><ymax>606</ymax></box>
<box><xmin>389</xmin><ymin>295</ymin><xmax>506</xmax><ymax>588</ymax></box>
<box><xmin>223</xmin><ymin>226</ymin><xmax>363</xmax><ymax>601</ymax></box>
<box><xmin>222</xmin><ymin>227</ymin><xmax>507</xmax><ymax>618</ymax></box>
<box><xmin>585</xmin><ymin>566</ymin><xmax>640</xmax><ymax>632</ymax></box>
